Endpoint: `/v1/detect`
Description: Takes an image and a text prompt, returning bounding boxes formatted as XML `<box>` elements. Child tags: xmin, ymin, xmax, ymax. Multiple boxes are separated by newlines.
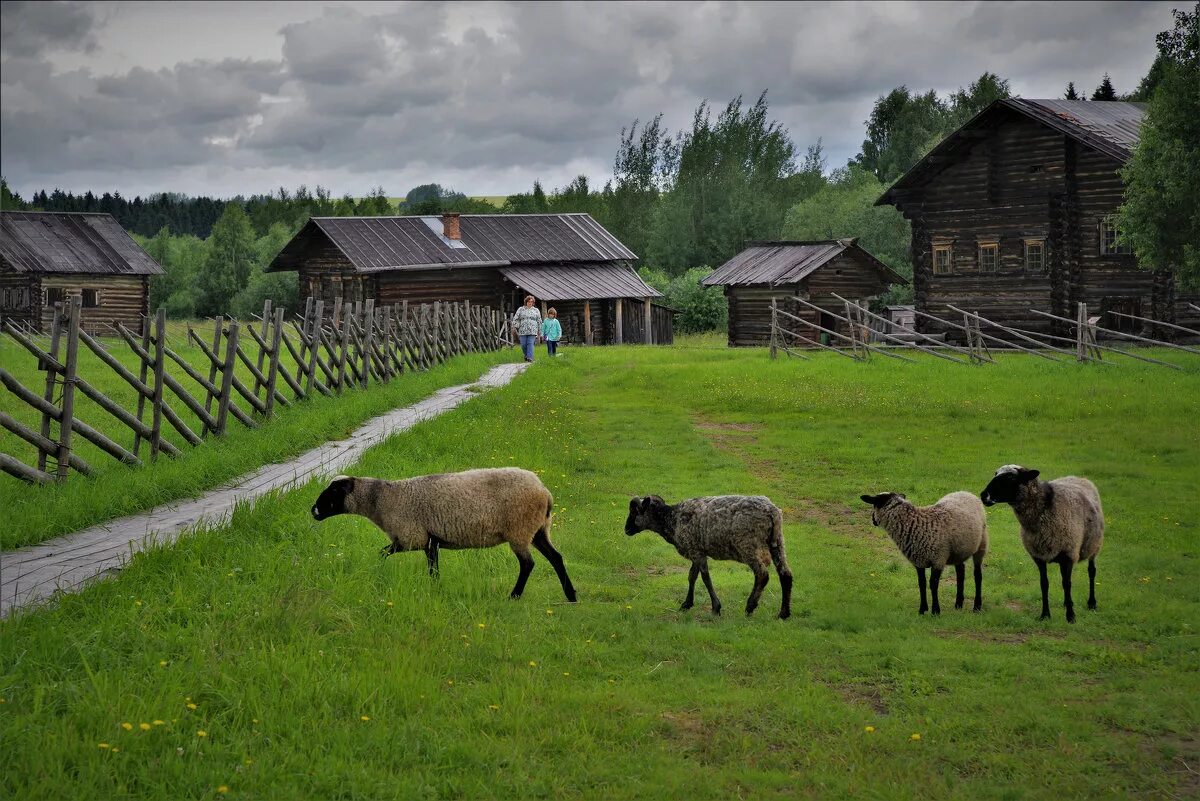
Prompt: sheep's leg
<box><xmin>1035</xmin><ymin>558</ymin><xmax>1051</xmax><ymax>620</ymax></box>
<box><xmin>699</xmin><ymin>562</ymin><xmax>721</xmax><ymax>616</ymax></box>
<box><xmin>916</xmin><ymin>567</ymin><xmax>928</xmax><ymax>615</ymax></box>
<box><xmin>531</xmin><ymin>528</ymin><xmax>577</xmax><ymax>602</ymax></box>
<box><xmin>1057</xmin><ymin>555</ymin><xmax>1076</xmax><ymax>624</ymax></box>
<box><xmin>379</xmin><ymin>540</ymin><xmax>401</xmax><ymax>559</ymax></box>
<box><xmin>1087</xmin><ymin>558</ymin><xmax>1097</xmax><ymax>611</ymax></box>
<box><xmin>954</xmin><ymin>561</ymin><xmax>966</xmax><ymax>610</ymax></box>
<box><xmin>972</xmin><ymin>551</ymin><xmax>984</xmax><ymax>612</ymax></box>
<box><xmin>745</xmin><ymin>566</ymin><xmax>769</xmax><ymax>617</ymax></box>
<box><xmin>769</xmin><ymin>539</ymin><xmax>792</xmax><ymax>620</ymax></box>
<box><xmin>929</xmin><ymin>567</ymin><xmax>942</xmax><ymax>615</ymax></box>
<box><xmin>681</xmin><ymin>562</ymin><xmax>700</xmax><ymax>611</ymax></box>
<box><xmin>509</xmin><ymin>543</ymin><xmax>536</xmax><ymax>600</ymax></box>
<box><xmin>424</xmin><ymin>536</ymin><xmax>440</xmax><ymax>577</ymax></box>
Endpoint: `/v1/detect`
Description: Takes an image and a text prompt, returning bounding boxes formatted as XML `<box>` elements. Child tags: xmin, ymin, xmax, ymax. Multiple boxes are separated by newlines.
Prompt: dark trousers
<box><xmin>546</xmin><ymin>339</ymin><xmax>558</xmax><ymax>356</ymax></box>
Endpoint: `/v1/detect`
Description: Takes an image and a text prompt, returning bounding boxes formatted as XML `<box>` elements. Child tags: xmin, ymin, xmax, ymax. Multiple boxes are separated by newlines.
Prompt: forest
<box><xmin>1</xmin><ymin>16</ymin><xmax>1192</xmax><ymax>332</ymax></box>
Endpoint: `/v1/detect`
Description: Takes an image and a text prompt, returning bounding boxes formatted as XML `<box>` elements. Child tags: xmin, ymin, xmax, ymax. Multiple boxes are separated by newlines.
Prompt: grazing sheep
<box><xmin>859</xmin><ymin>491</ymin><xmax>989</xmax><ymax>615</ymax></box>
<box><xmin>624</xmin><ymin>495</ymin><xmax>792</xmax><ymax>619</ymax></box>
<box><xmin>980</xmin><ymin>465</ymin><xmax>1103</xmax><ymax>623</ymax></box>
<box><xmin>311</xmin><ymin>469</ymin><xmax>577</xmax><ymax>602</ymax></box>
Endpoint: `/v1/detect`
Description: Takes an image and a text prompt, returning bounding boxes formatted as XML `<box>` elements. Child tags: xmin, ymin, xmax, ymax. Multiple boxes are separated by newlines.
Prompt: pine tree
<box><xmin>1064</xmin><ymin>81</ymin><xmax>1081</xmax><ymax>100</ymax></box>
<box><xmin>1091</xmin><ymin>73</ymin><xmax>1118</xmax><ymax>101</ymax></box>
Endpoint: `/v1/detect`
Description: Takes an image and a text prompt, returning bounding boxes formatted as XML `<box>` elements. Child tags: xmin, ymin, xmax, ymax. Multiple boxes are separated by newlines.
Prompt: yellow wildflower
<box><xmin>139</xmin><ymin>723</ymin><xmax>151</xmax><ymax>731</ymax></box>
<box><xmin>488</xmin><ymin>704</ymin><xmax>499</xmax><ymax>710</ymax></box>
<box><xmin>153</xmin><ymin>720</ymin><xmax>165</xmax><ymax>726</ymax></box>
<box><xmin>187</xmin><ymin>703</ymin><xmax>198</xmax><ymax>710</ymax></box>
<box><xmin>111</xmin><ymin>747</ymin><xmax>120</xmax><ymax>753</ymax></box>
<box><xmin>360</xmin><ymin>715</ymin><xmax>370</xmax><ymax>721</ymax></box>
<box><xmin>197</xmin><ymin>730</ymin><xmax>207</xmax><ymax>738</ymax></box>
<box><xmin>159</xmin><ymin>660</ymin><xmax>168</xmax><ymax>667</ymax></box>
<box><xmin>528</xmin><ymin>661</ymin><xmax>537</xmax><ymax>667</ymax></box>
<box><xmin>121</xmin><ymin>722</ymin><xmax>133</xmax><ymax>731</ymax></box>
<box><xmin>218</xmin><ymin>786</ymin><xmax>229</xmax><ymax>794</ymax></box>
<box><xmin>386</xmin><ymin>601</ymin><xmax>394</xmax><ymax>607</ymax></box>
<box><xmin>864</xmin><ymin>726</ymin><xmax>875</xmax><ymax>733</ymax></box>
<box><xmin>98</xmin><ymin>743</ymin><xmax>110</xmax><ymax>749</ymax></box>
<box><xmin>910</xmin><ymin>733</ymin><xmax>921</xmax><ymax>741</ymax></box>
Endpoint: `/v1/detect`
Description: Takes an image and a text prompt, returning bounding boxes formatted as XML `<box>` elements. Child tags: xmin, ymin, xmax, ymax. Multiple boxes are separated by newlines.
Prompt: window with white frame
<box><xmin>82</xmin><ymin>288</ymin><xmax>100</xmax><ymax>308</ymax></box>
<box><xmin>1099</xmin><ymin>218</ymin><xmax>1132</xmax><ymax>254</ymax></box>
<box><xmin>978</xmin><ymin>242</ymin><xmax>999</xmax><ymax>272</ymax></box>
<box><xmin>1024</xmin><ymin>239</ymin><xmax>1046</xmax><ymax>272</ymax></box>
<box><xmin>932</xmin><ymin>244</ymin><xmax>952</xmax><ymax>274</ymax></box>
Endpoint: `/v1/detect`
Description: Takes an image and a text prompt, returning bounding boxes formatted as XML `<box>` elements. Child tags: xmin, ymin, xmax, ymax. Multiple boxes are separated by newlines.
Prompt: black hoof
<box><xmin>566</xmin><ymin>594</ymin><xmax>578</xmax><ymax>603</ymax></box>
<box><xmin>931</xmin><ymin>608</ymin><xmax>941</xmax><ymax>616</ymax></box>
<box><xmin>955</xmin><ymin>601</ymin><xmax>964</xmax><ymax>610</ymax></box>
<box><xmin>972</xmin><ymin>605</ymin><xmax>982</xmax><ymax>613</ymax></box>
<box><xmin>509</xmin><ymin>593</ymin><xmax>523</xmax><ymax>600</ymax></box>
<box><xmin>1066</xmin><ymin>611</ymin><xmax>1076</xmax><ymax>624</ymax></box>
<box><xmin>1087</xmin><ymin>600</ymin><xmax>1097</xmax><ymax>611</ymax></box>
<box><xmin>1039</xmin><ymin>612</ymin><xmax>1051</xmax><ymax>621</ymax></box>
<box><xmin>919</xmin><ymin>608</ymin><xmax>927</xmax><ymax>616</ymax></box>
<box><xmin>779</xmin><ymin>610</ymin><xmax>791</xmax><ymax>620</ymax></box>
<box><xmin>680</xmin><ymin>601</ymin><xmax>694</xmax><ymax>611</ymax></box>
<box><xmin>712</xmin><ymin>606</ymin><xmax>722</xmax><ymax>616</ymax></box>
<box><xmin>379</xmin><ymin>547</ymin><xmax>392</xmax><ymax>559</ymax></box>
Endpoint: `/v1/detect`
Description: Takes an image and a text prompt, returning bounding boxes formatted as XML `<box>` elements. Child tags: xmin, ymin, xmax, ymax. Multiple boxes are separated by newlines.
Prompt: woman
<box><xmin>512</xmin><ymin>295</ymin><xmax>542</xmax><ymax>362</ymax></box>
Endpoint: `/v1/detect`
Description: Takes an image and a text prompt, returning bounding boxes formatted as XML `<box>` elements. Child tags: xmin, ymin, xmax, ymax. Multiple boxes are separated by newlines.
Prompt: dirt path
<box><xmin>0</xmin><ymin>361</ymin><xmax>530</xmax><ymax>618</ymax></box>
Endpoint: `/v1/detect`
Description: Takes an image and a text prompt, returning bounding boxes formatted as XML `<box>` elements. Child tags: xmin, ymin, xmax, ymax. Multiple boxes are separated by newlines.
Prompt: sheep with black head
<box><xmin>624</xmin><ymin>494</ymin><xmax>792</xmax><ymax>619</ymax></box>
<box><xmin>981</xmin><ymin>465</ymin><xmax>1103</xmax><ymax>623</ymax></box>
<box><xmin>312</xmin><ymin>469</ymin><xmax>576</xmax><ymax>602</ymax></box>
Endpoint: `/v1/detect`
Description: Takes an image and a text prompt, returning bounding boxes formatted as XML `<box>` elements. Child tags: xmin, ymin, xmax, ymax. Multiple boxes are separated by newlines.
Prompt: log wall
<box><xmin>0</xmin><ymin>263</ymin><xmax>38</xmax><ymax>331</ymax></box>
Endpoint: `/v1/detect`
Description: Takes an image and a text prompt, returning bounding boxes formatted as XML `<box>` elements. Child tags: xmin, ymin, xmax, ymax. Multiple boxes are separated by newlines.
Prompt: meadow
<box><xmin>1</xmin><ymin>339</ymin><xmax>1198</xmax><ymax>799</ymax></box>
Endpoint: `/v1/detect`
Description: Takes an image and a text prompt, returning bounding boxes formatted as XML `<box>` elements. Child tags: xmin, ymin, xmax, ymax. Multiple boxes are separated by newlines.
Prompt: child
<box><xmin>541</xmin><ymin>308</ymin><xmax>562</xmax><ymax>357</ymax></box>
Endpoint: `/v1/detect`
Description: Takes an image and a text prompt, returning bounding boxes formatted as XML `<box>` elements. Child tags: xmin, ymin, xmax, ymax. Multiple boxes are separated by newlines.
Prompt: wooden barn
<box><xmin>0</xmin><ymin>211</ymin><xmax>163</xmax><ymax>334</ymax></box>
<box><xmin>877</xmin><ymin>98</ymin><xmax>1195</xmax><ymax>338</ymax></box>
<box><xmin>703</xmin><ymin>239</ymin><xmax>907</xmax><ymax>347</ymax></box>
<box><xmin>267</xmin><ymin>213</ymin><xmax>672</xmax><ymax>345</ymax></box>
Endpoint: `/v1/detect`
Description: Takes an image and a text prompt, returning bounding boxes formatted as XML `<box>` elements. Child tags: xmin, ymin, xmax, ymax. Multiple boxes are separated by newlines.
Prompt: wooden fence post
<box><xmin>38</xmin><ymin>304</ymin><xmax>64</xmax><ymax>472</ymax></box>
<box><xmin>644</xmin><ymin>297</ymin><xmax>653</xmax><ymax>345</ymax></box>
<box><xmin>361</xmin><ymin>299</ymin><xmax>375</xmax><ymax>389</ymax></box>
<box><xmin>337</xmin><ymin>302</ymin><xmax>351</xmax><ymax>392</ymax></box>
<box><xmin>264</xmin><ymin>306</ymin><xmax>285</xmax><ymax>417</ymax></box>
<box><xmin>296</xmin><ymin>296</ymin><xmax>313</xmax><ymax>387</ymax></box>
<box><xmin>1076</xmin><ymin>302</ymin><xmax>1087</xmax><ymax>362</ymax></box>
<box><xmin>252</xmin><ymin>299</ymin><xmax>272</xmax><ymax>401</ymax></box>
<box><xmin>614</xmin><ymin>299</ymin><xmax>623</xmax><ymax>345</ymax></box>
<box><xmin>216</xmin><ymin>320</ymin><xmax>239</xmax><ymax>436</ymax></box>
<box><xmin>770</xmin><ymin>297</ymin><xmax>778</xmax><ymax>360</ymax></box>
<box><xmin>306</xmin><ymin>300</ymin><xmax>322</xmax><ymax>396</ymax></box>
<box><xmin>149</xmin><ymin>307</ymin><xmax>166</xmax><ymax>461</ymax></box>
<box><xmin>55</xmin><ymin>297</ymin><xmax>83</xmax><ymax>480</ymax></box>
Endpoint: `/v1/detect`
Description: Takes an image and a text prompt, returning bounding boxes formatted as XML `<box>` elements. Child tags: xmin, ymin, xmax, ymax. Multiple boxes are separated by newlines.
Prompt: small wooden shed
<box><xmin>268</xmin><ymin>212</ymin><xmax>671</xmax><ymax>344</ymax></box>
<box><xmin>0</xmin><ymin>211</ymin><xmax>163</xmax><ymax>334</ymax></box>
<box><xmin>703</xmin><ymin>239</ymin><xmax>907</xmax><ymax>347</ymax></box>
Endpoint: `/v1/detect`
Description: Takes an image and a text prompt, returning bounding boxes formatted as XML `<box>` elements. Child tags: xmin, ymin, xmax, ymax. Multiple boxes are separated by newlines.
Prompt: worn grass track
<box><xmin>2</xmin><ymin>340</ymin><xmax>1197</xmax><ymax>799</ymax></box>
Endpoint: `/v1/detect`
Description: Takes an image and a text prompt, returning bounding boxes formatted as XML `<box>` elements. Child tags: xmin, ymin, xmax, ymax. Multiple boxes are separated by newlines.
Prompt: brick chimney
<box><xmin>442</xmin><ymin>212</ymin><xmax>461</xmax><ymax>241</ymax></box>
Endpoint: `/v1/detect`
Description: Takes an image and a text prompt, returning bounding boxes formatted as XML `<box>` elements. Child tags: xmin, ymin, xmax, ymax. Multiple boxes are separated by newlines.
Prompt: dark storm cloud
<box><xmin>0</xmin><ymin>1</ymin><xmax>1177</xmax><ymax>197</ymax></box>
<box><xmin>0</xmin><ymin>1</ymin><xmax>100</xmax><ymax>58</ymax></box>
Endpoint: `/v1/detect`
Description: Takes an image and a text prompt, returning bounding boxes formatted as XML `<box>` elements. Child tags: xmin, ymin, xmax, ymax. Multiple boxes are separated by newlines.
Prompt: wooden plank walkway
<box><xmin>0</xmin><ymin>362</ymin><xmax>530</xmax><ymax>618</ymax></box>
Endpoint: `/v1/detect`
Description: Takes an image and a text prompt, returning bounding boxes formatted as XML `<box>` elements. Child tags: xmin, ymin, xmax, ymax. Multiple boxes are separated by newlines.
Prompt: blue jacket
<box><xmin>541</xmin><ymin>318</ymin><xmax>562</xmax><ymax>341</ymax></box>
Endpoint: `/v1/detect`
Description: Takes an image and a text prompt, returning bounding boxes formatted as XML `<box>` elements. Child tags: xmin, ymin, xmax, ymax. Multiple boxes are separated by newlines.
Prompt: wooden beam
<box><xmin>644</xmin><ymin>297</ymin><xmax>652</xmax><ymax>345</ymax></box>
<box><xmin>614</xmin><ymin>299</ymin><xmax>623</xmax><ymax>345</ymax></box>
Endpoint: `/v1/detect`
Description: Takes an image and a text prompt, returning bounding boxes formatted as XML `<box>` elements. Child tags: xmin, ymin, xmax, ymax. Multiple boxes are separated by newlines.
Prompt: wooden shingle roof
<box><xmin>0</xmin><ymin>211</ymin><xmax>163</xmax><ymax>276</ymax></box>
<box><xmin>702</xmin><ymin>240</ymin><xmax>906</xmax><ymax>287</ymax></box>
<box><xmin>878</xmin><ymin>99</ymin><xmax>1147</xmax><ymax>207</ymax></box>
<box><xmin>268</xmin><ymin>213</ymin><xmax>636</xmax><ymax>273</ymax></box>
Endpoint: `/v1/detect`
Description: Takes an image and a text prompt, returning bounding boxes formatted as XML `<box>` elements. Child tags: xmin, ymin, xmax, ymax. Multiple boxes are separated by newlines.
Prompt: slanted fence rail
<box><xmin>0</xmin><ymin>297</ymin><xmax>506</xmax><ymax>484</ymax></box>
<box><xmin>767</xmin><ymin>296</ymin><xmax>1200</xmax><ymax>372</ymax></box>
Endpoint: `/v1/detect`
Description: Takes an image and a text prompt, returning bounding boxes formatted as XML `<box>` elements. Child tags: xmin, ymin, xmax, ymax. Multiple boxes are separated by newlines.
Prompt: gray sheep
<box><xmin>860</xmin><ymin>491</ymin><xmax>988</xmax><ymax>615</ymax></box>
<box><xmin>311</xmin><ymin>468</ymin><xmax>577</xmax><ymax>601</ymax></box>
<box><xmin>624</xmin><ymin>495</ymin><xmax>792</xmax><ymax>619</ymax></box>
<box><xmin>981</xmin><ymin>465</ymin><xmax>1103</xmax><ymax>623</ymax></box>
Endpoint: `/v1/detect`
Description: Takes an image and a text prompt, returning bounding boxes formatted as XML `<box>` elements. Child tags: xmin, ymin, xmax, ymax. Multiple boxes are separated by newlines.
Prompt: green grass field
<box><xmin>2</xmin><ymin>341</ymin><xmax>1198</xmax><ymax>799</ymax></box>
<box><xmin>0</xmin><ymin>326</ymin><xmax>511</xmax><ymax>549</ymax></box>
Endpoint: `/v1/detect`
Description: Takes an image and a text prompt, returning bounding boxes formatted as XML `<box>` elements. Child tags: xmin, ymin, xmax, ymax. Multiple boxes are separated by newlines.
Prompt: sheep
<box><xmin>980</xmin><ymin>465</ymin><xmax>1103</xmax><ymax>623</ymax></box>
<box><xmin>859</xmin><ymin>491</ymin><xmax>988</xmax><ymax>616</ymax></box>
<box><xmin>311</xmin><ymin>468</ymin><xmax>577</xmax><ymax>602</ymax></box>
<box><xmin>624</xmin><ymin>494</ymin><xmax>792</xmax><ymax>619</ymax></box>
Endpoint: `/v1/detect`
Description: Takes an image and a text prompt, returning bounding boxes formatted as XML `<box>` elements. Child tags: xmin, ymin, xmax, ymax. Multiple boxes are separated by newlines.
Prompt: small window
<box><xmin>978</xmin><ymin>242</ymin><xmax>999</xmax><ymax>273</ymax></box>
<box><xmin>932</xmin><ymin>244</ymin><xmax>953</xmax><ymax>275</ymax></box>
<box><xmin>45</xmin><ymin>287</ymin><xmax>66</xmax><ymax>307</ymax></box>
<box><xmin>1099</xmin><ymin>218</ymin><xmax>1132</xmax><ymax>255</ymax></box>
<box><xmin>82</xmin><ymin>288</ymin><xmax>100</xmax><ymax>308</ymax></box>
<box><xmin>1024</xmin><ymin>239</ymin><xmax>1046</xmax><ymax>272</ymax></box>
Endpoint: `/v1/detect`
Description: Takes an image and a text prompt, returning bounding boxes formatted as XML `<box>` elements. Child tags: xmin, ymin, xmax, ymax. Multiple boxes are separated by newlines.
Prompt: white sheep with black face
<box><xmin>312</xmin><ymin>469</ymin><xmax>577</xmax><ymax>602</ymax></box>
<box><xmin>860</xmin><ymin>491</ymin><xmax>988</xmax><ymax>616</ymax></box>
<box><xmin>980</xmin><ymin>465</ymin><xmax>1104</xmax><ymax>623</ymax></box>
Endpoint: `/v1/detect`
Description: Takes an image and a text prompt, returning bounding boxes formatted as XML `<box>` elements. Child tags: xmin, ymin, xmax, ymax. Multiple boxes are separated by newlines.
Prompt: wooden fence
<box><xmin>0</xmin><ymin>297</ymin><xmax>509</xmax><ymax>484</ymax></box>
<box><xmin>768</xmin><ymin>295</ymin><xmax>1200</xmax><ymax>371</ymax></box>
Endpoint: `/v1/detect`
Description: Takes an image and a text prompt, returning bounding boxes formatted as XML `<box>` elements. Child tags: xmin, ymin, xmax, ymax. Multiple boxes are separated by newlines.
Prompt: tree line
<box><xmin>1</xmin><ymin>8</ymin><xmax>1191</xmax><ymax>325</ymax></box>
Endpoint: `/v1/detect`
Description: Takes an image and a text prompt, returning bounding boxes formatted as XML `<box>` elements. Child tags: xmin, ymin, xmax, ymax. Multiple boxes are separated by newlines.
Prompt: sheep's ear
<box><xmin>629</xmin><ymin>497</ymin><xmax>640</xmax><ymax>512</ymax></box>
<box><xmin>860</xmin><ymin>494</ymin><xmax>876</xmax><ymax>505</ymax></box>
<box><xmin>897</xmin><ymin>493</ymin><xmax>907</xmax><ymax>499</ymax></box>
<box><xmin>1018</xmin><ymin>469</ymin><xmax>1040</xmax><ymax>483</ymax></box>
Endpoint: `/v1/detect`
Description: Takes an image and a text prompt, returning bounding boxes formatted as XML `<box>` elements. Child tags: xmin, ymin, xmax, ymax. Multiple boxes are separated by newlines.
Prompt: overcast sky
<box><xmin>0</xmin><ymin>0</ymin><xmax>1177</xmax><ymax>200</ymax></box>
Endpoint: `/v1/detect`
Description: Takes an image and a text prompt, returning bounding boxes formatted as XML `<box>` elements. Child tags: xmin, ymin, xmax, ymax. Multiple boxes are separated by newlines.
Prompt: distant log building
<box><xmin>878</xmin><ymin>98</ymin><xmax>1197</xmax><ymax>338</ymax></box>
<box><xmin>268</xmin><ymin>213</ymin><xmax>672</xmax><ymax>344</ymax></box>
<box><xmin>703</xmin><ymin>239</ymin><xmax>906</xmax><ymax>347</ymax></box>
<box><xmin>0</xmin><ymin>211</ymin><xmax>163</xmax><ymax>334</ymax></box>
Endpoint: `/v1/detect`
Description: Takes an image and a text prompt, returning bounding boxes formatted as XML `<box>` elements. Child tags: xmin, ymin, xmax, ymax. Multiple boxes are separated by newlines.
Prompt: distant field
<box><xmin>384</xmin><ymin>196</ymin><xmax>508</xmax><ymax>211</ymax></box>
<box><xmin>3</xmin><ymin>341</ymin><xmax>1198</xmax><ymax>798</ymax></box>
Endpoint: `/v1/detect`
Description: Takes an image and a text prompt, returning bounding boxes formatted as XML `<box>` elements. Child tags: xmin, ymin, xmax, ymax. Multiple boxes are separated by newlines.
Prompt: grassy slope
<box><xmin>2</xmin><ymin>343</ymin><xmax>1198</xmax><ymax>799</ymax></box>
<box><xmin>0</xmin><ymin>326</ymin><xmax>512</xmax><ymax>548</ymax></box>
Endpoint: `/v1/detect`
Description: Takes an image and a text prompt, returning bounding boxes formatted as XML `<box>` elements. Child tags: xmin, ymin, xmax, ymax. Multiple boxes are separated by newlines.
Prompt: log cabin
<box><xmin>267</xmin><ymin>213</ymin><xmax>672</xmax><ymax>344</ymax></box>
<box><xmin>877</xmin><ymin>98</ymin><xmax>1196</xmax><ymax>339</ymax></box>
<box><xmin>0</xmin><ymin>211</ymin><xmax>163</xmax><ymax>335</ymax></box>
<box><xmin>703</xmin><ymin>239</ymin><xmax>907</xmax><ymax>347</ymax></box>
